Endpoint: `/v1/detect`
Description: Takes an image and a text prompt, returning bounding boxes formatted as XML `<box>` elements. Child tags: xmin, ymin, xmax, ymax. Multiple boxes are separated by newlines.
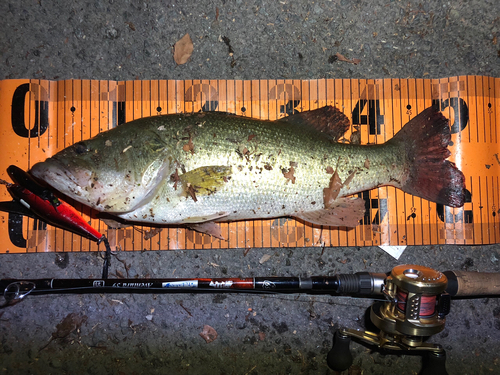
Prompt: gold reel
<box><xmin>328</xmin><ymin>265</ymin><xmax>451</xmax><ymax>374</ymax></box>
<box><xmin>371</xmin><ymin>264</ymin><xmax>449</xmax><ymax>342</ymax></box>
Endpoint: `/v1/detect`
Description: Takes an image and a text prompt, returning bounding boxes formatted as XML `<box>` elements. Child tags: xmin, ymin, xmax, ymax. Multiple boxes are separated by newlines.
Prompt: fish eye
<box><xmin>74</xmin><ymin>142</ymin><xmax>89</xmax><ymax>155</ymax></box>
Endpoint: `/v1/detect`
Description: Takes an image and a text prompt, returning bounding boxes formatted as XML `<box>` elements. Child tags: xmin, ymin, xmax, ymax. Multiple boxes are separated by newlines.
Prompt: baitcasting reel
<box><xmin>328</xmin><ymin>265</ymin><xmax>450</xmax><ymax>374</ymax></box>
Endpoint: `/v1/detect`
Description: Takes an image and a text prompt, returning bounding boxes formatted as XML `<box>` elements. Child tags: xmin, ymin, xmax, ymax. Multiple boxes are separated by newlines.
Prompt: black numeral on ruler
<box><xmin>352</xmin><ymin>99</ymin><xmax>384</xmax><ymax>135</ymax></box>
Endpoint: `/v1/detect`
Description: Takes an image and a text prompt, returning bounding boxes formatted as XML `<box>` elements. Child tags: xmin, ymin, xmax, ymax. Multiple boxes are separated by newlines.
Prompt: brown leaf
<box><xmin>183</xmin><ymin>137</ymin><xmax>194</xmax><ymax>154</ymax></box>
<box><xmin>323</xmin><ymin>170</ymin><xmax>343</xmax><ymax>208</ymax></box>
<box><xmin>187</xmin><ymin>183</ymin><xmax>198</xmax><ymax>202</ymax></box>
<box><xmin>52</xmin><ymin>313</ymin><xmax>87</xmax><ymax>339</ymax></box>
<box><xmin>199</xmin><ymin>325</ymin><xmax>218</xmax><ymax>343</ymax></box>
<box><xmin>173</xmin><ymin>33</ymin><xmax>194</xmax><ymax>65</ymax></box>
<box><xmin>259</xmin><ymin>254</ymin><xmax>272</xmax><ymax>264</ymax></box>
<box><xmin>238</xmin><ymin>145</ymin><xmax>249</xmax><ymax>156</ymax></box>
<box><xmin>325</xmin><ymin>166</ymin><xmax>334</xmax><ymax>174</ymax></box>
<box><xmin>343</xmin><ymin>171</ymin><xmax>356</xmax><ymax>188</ymax></box>
<box><xmin>350</xmin><ymin>130</ymin><xmax>361</xmax><ymax>144</ymax></box>
<box><xmin>143</xmin><ymin>228</ymin><xmax>162</xmax><ymax>240</ymax></box>
<box><xmin>125</xmin><ymin>22</ymin><xmax>136</xmax><ymax>31</ymax></box>
<box><xmin>283</xmin><ymin>166</ymin><xmax>296</xmax><ymax>184</ymax></box>
<box><xmin>364</xmin><ymin>158</ymin><xmax>370</xmax><ymax>169</ymax></box>
<box><xmin>335</xmin><ymin>52</ymin><xmax>361</xmax><ymax>65</ymax></box>
<box><xmin>115</xmin><ymin>270</ymin><xmax>125</xmax><ymax>279</ymax></box>
<box><xmin>171</xmin><ymin>168</ymin><xmax>180</xmax><ymax>190</ymax></box>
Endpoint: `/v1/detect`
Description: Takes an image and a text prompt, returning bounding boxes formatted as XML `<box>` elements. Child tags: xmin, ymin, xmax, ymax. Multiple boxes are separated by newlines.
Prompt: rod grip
<box><xmin>444</xmin><ymin>271</ymin><xmax>500</xmax><ymax>297</ymax></box>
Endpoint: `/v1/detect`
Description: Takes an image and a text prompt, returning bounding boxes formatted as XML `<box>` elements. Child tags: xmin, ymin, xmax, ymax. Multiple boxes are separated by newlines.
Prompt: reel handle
<box><xmin>444</xmin><ymin>271</ymin><xmax>500</xmax><ymax>297</ymax></box>
<box><xmin>419</xmin><ymin>351</ymin><xmax>448</xmax><ymax>375</ymax></box>
<box><xmin>327</xmin><ymin>330</ymin><xmax>353</xmax><ymax>372</ymax></box>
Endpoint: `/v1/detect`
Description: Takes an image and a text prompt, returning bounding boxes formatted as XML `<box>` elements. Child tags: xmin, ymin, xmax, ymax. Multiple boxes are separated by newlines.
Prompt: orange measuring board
<box><xmin>0</xmin><ymin>77</ymin><xmax>498</xmax><ymax>253</ymax></box>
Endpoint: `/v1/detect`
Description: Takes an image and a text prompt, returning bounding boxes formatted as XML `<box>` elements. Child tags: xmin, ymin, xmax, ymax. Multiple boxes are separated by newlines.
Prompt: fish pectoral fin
<box><xmin>188</xmin><ymin>221</ymin><xmax>225</xmax><ymax>240</ymax></box>
<box><xmin>181</xmin><ymin>211</ymin><xmax>230</xmax><ymax>224</ymax></box>
<box><xmin>294</xmin><ymin>197</ymin><xmax>365</xmax><ymax>227</ymax></box>
<box><xmin>277</xmin><ymin>106</ymin><xmax>350</xmax><ymax>142</ymax></box>
<box><xmin>179</xmin><ymin>165</ymin><xmax>232</xmax><ymax>198</ymax></box>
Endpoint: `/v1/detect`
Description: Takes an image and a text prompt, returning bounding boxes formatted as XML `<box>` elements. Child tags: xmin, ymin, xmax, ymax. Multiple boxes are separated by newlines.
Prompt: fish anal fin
<box><xmin>189</xmin><ymin>221</ymin><xmax>225</xmax><ymax>240</ymax></box>
<box><xmin>295</xmin><ymin>197</ymin><xmax>365</xmax><ymax>227</ymax></box>
<box><xmin>101</xmin><ymin>218</ymin><xmax>132</xmax><ymax>229</ymax></box>
<box><xmin>179</xmin><ymin>166</ymin><xmax>232</xmax><ymax>198</ymax></box>
<box><xmin>278</xmin><ymin>106</ymin><xmax>350</xmax><ymax>142</ymax></box>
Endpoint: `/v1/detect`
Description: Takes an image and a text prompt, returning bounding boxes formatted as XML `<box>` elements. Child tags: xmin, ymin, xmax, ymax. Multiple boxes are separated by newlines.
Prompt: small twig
<box><xmin>244</xmin><ymin>365</ymin><xmax>257</xmax><ymax>375</ymax></box>
<box><xmin>177</xmin><ymin>301</ymin><xmax>193</xmax><ymax>317</ymax></box>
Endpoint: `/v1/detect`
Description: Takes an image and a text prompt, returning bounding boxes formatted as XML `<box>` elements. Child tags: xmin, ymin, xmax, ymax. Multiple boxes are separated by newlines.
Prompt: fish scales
<box><xmin>30</xmin><ymin>107</ymin><xmax>465</xmax><ymax>231</ymax></box>
<box><xmin>104</xmin><ymin>113</ymin><xmax>397</xmax><ymax>223</ymax></box>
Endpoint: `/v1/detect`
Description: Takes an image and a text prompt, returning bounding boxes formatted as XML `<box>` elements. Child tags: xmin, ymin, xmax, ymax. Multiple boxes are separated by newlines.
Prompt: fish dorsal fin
<box><xmin>278</xmin><ymin>106</ymin><xmax>350</xmax><ymax>142</ymax></box>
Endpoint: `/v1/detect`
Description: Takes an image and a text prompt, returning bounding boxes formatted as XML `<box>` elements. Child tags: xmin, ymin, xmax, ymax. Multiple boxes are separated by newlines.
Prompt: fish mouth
<box><xmin>30</xmin><ymin>158</ymin><xmax>91</xmax><ymax>198</ymax></box>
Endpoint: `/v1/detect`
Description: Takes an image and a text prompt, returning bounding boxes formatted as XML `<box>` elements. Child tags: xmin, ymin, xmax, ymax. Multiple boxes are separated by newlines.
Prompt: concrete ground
<box><xmin>1</xmin><ymin>1</ymin><xmax>500</xmax><ymax>374</ymax></box>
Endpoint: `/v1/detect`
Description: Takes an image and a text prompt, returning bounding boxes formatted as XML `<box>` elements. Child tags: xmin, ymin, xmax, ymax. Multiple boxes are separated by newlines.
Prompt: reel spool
<box><xmin>371</xmin><ymin>264</ymin><xmax>450</xmax><ymax>341</ymax></box>
<box><xmin>328</xmin><ymin>265</ymin><xmax>451</xmax><ymax>374</ymax></box>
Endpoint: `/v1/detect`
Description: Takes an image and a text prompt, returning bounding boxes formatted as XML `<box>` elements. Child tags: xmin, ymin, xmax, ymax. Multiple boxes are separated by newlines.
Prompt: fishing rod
<box><xmin>2</xmin><ymin>265</ymin><xmax>500</xmax><ymax>375</ymax></box>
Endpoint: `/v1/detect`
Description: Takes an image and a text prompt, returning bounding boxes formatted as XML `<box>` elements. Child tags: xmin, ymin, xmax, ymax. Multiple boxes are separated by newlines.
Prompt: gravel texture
<box><xmin>1</xmin><ymin>1</ymin><xmax>500</xmax><ymax>374</ymax></box>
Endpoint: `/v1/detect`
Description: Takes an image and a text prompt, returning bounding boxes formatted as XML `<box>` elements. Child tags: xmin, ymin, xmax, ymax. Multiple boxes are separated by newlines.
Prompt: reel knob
<box><xmin>327</xmin><ymin>330</ymin><xmax>353</xmax><ymax>372</ymax></box>
<box><xmin>419</xmin><ymin>350</ymin><xmax>448</xmax><ymax>375</ymax></box>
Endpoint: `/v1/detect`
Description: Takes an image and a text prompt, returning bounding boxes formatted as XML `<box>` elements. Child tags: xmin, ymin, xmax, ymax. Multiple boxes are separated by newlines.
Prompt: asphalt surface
<box><xmin>1</xmin><ymin>1</ymin><xmax>500</xmax><ymax>374</ymax></box>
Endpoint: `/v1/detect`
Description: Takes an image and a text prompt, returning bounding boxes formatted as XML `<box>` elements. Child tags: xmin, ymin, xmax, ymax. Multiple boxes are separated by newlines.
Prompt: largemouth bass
<box><xmin>30</xmin><ymin>106</ymin><xmax>465</xmax><ymax>236</ymax></box>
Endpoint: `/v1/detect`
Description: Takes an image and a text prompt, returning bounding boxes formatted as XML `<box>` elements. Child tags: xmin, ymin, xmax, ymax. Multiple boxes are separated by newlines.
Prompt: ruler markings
<box><xmin>1</xmin><ymin>78</ymin><xmax>499</xmax><ymax>252</ymax></box>
<box><xmin>491</xmin><ymin>176</ymin><xmax>500</xmax><ymax>243</ymax></box>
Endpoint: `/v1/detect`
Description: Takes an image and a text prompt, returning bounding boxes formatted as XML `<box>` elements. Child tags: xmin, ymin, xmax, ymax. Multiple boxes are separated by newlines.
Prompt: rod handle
<box><xmin>444</xmin><ymin>271</ymin><xmax>500</xmax><ymax>297</ymax></box>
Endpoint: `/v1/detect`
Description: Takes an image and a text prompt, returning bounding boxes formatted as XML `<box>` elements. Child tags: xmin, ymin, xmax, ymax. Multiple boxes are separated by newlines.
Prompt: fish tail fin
<box><xmin>391</xmin><ymin>106</ymin><xmax>465</xmax><ymax>207</ymax></box>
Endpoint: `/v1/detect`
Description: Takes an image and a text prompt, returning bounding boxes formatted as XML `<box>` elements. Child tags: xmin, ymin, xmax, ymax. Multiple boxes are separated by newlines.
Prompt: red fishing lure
<box><xmin>6</xmin><ymin>183</ymin><xmax>103</xmax><ymax>242</ymax></box>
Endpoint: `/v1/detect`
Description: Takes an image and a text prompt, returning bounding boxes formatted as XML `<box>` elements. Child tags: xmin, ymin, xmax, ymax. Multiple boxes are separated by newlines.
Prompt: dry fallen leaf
<box><xmin>259</xmin><ymin>254</ymin><xmax>272</xmax><ymax>264</ymax></box>
<box><xmin>125</xmin><ymin>21</ymin><xmax>136</xmax><ymax>31</ymax></box>
<box><xmin>283</xmin><ymin>166</ymin><xmax>296</xmax><ymax>184</ymax></box>
<box><xmin>171</xmin><ymin>168</ymin><xmax>180</xmax><ymax>190</ymax></box>
<box><xmin>350</xmin><ymin>130</ymin><xmax>361</xmax><ymax>145</ymax></box>
<box><xmin>53</xmin><ymin>313</ymin><xmax>87</xmax><ymax>339</ymax></box>
<box><xmin>173</xmin><ymin>33</ymin><xmax>194</xmax><ymax>65</ymax></box>
<box><xmin>323</xmin><ymin>170</ymin><xmax>343</xmax><ymax>208</ymax></box>
<box><xmin>200</xmin><ymin>324</ymin><xmax>218</xmax><ymax>343</ymax></box>
<box><xmin>186</xmin><ymin>183</ymin><xmax>198</xmax><ymax>202</ymax></box>
<box><xmin>182</xmin><ymin>136</ymin><xmax>194</xmax><ymax>154</ymax></box>
<box><xmin>335</xmin><ymin>52</ymin><xmax>361</xmax><ymax>65</ymax></box>
<box><xmin>143</xmin><ymin>228</ymin><xmax>163</xmax><ymax>240</ymax></box>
